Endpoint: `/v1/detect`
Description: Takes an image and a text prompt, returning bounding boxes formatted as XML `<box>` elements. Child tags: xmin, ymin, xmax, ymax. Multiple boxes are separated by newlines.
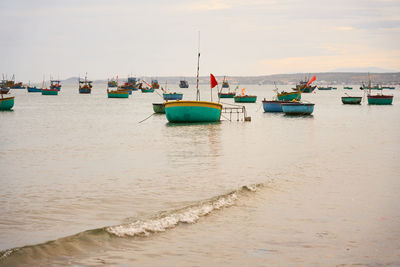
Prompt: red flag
<box><xmin>306</xmin><ymin>75</ymin><xmax>316</xmax><ymax>86</ymax></box>
<box><xmin>210</xmin><ymin>74</ymin><xmax>218</xmax><ymax>88</ymax></box>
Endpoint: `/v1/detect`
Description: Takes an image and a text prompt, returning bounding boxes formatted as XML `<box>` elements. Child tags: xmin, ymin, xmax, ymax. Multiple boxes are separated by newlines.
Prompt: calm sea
<box><xmin>1</xmin><ymin>84</ymin><xmax>399</xmax><ymax>266</ymax></box>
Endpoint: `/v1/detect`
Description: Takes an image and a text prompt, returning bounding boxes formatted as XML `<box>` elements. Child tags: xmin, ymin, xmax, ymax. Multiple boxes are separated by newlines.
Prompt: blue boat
<box><xmin>27</xmin><ymin>86</ymin><xmax>41</xmax><ymax>92</ymax></box>
<box><xmin>262</xmin><ymin>100</ymin><xmax>292</xmax><ymax>112</ymax></box>
<box><xmin>281</xmin><ymin>102</ymin><xmax>315</xmax><ymax>115</ymax></box>
<box><xmin>163</xmin><ymin>93</ymin><xmax>183</xmax><ymax>100</ymax></box>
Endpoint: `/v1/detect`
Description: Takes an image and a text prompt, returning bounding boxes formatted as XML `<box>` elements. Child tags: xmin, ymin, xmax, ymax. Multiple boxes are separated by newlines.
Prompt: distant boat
<box><xmin>360</xmin><ymin>82</ymin><xmax>381</xmax><ymax>90</ymax></box>
<box><xmin>108</xmin><ymin>78</ymin><xmax>118</xmax><ymax>88</ymax></box>
<box><xmin>364</xmin><ymin>73</ymin><xmax>393</xmax><ymax>105</ymax></box>
<box><xmin>41</xmin><ymin>89</ymin><xmax>58</xmax><ymax>95</ymax></box>
<box><xmin>234</xmin><ymin>95</ymin><xmax>257</xmax><ymax>103</ymax></box>
<box><xmin>151</xmin><ymin>80</ymin><xmax>160</xmax><ymax>89</ymax></box>
<box><xmin>50</xmin><ymin>80</ymin><xmax>62</xmax><ymax>91</ymax></box>
<box><xmin>332</xmin><ymin>87</ymin><xmax>337</xmax><ymax>90</ymax></box>
<box><xmin>262</xmin><ymin>100</ymin><xmax>292</xmax><ymax>112</ymax></box>
<box><xmin>121</xmin><ymin>77</ymin><xmax>139</xmax><ymax>91</ymax></box>
<box><xmin>79</xmin><ymin>74</ymin><xmax>92</xmax><ymax>94</ymax></box>
<box><xmin>0</xmin><ymin>95</ymin><xmax>14</xmax><ymax>110</ymax></box>
<box><xmin>141</xmin><ymin>87</ymin><xmax>154</xmax><ymax>93</ymax></box>
<box><xmin>344</xmin><ymin>86</ymin><xmax>353</xmax><ymax>90</ymax></box>
<box><xmin>281</xmin><ymin>102</ymin><xmax>315</xmax><ymax>115</ymax></box>
<box><xmin>277</xmin><ymin>91</ymin><xmax>301</xmax><ymax>101</ymax></box>
<box><xmin>107</xmin><ymin>89</ymin><xmax>129</xmax><ymax>98</ymax></box>
<box><xmin>341</xmin><ymin>96</ymin><xmax>362</xmax><ymax>104</ymax></box>
<box><xmin>222</xmin><ymin>79</ymin><xmax>229</xmax><ymax>88</ymax></box>
<box><xmin>292</xmin><ymin>77</ymin><xmax>316</xmax><ymax>93</ymax></box>
<box><xmin>382</xmin><ymin>86</ymin><xmax>395</xmax><ymax>90</ymax></box>
<box><xmin>165</xmin><ymin>34</ymin><xmax>222</xmax><ymax>123</ymax></box>
<box><xmin>179</xmin><ymin>80</ymin><xmax>189</xmax><ymax>88</ymax></box>
<box><xmin>318</xmin><ymin>86</ymin><xmax>332</xmax><ymax>90</ymax></box>
<box><xmin>152</xmin><ymin>103</ymin><xmax>165</xmax><ymax>114</ymax></box>
<box><xmin>27</xmin><ymin>86</ymin><xmax>41</xmax><ymax>92</ymax></box>
<box><xmin>0</xmin><ymin>88</ymin><xmax>10</xmax><ymax>94</ymax></box>
<box><xmin>218</xmin><ymin>77</ymin><xmax>235</xmax><ymax>98</ymax></box>
<box><xmin>163</xmin><ymin>93</ymin><xmax>183</xmax><ymax>100</ymax></box>
<box><xmin>10</xmin><ymin>82</ymin><xmax>24</xmax><ymax>89</ymax></box>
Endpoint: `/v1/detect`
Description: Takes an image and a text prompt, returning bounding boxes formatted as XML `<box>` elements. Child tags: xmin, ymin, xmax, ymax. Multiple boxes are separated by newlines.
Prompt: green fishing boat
<box><xmin>41</xmin><ymin>89</ymin><xmax>58</xmax><ymax>95</ymax></box>
<box><xmin>165</xmin><ymin>101</ymin><xmax>222</xmax><ymax>122</ymax></box>
<box><xmin>234</xmin><ymin>95</ymin><xmax>257</xmax><ymax>103</ymax></box>
<box><xmin>107</xmin><ymin>89</ymin><xmax>129</xmax><ymax>98</ymax></box>
<box><xmin>152</xmin><ymin>103</ymin><xmax>165</xmax><ymax>114</ymax></box>
<box><xmin>341</xmin><ymin>96</ymin><xmax>362</xmax><ymax>104</ymax></box>
<box><xmin>165</xmin><ymin>34</ymin><xmax>223</xmax><ymax>123</ymax></box>
<box><xmin>277</xmin><ymin>91</ymin><xmax>301</xmax><ymax>101</ymax></box>
<box><xmin>0</xmin><ymin>96</ymin><xmax>14</xmax><ymax>110</ymax></box>
<box><xmin>344</xmin><ymin>86</ymin><xmax>353</xmax><ymax>90</ymax></box>
<box><xmin>367</xmin><ymin>95</ymin><xmax>393</xmax><ymax>105</ymax></box>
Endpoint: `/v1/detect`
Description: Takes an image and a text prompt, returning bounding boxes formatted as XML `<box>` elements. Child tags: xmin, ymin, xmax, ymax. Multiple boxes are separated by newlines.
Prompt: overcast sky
<box><xmin>1</xmin><ymin>0</ymin><xmax>399</xmax><ymax>81</ymax></box>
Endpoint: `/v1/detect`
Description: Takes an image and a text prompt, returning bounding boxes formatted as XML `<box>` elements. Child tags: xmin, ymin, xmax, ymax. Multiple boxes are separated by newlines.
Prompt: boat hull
<box><xmin>108</xmin><ymin>91</ymin><xmax>129</xmax><ymax>98</ymax></box>
<box><xmin>79</xmin><ymin>88</ymin><xmax>91</xmax><ymax>94</ymax></box>
<box><xmin>27</xmin><ymin>87</ymin><xmax>41</xmax><ymax>92</ymax></box>
<box><xmin>163</xmin><ymin>93</ymin><xmax>183</xmax><ymax>100</ymax></box>
<box><xmin>0</xmin><ymin>97</ymin><xmax>14</xmax><ymax>110</ymax></box>
<box><xmin>41</xmin><ymin>89</ymin><xmax>58</xmax><ymax>95</ymax></box>
<box><xmin>277</xmin><ymin>92</ymin><xmax>301</xmax><ymax>101</ymax></box>
<box><xmin>234</xmin><ymin>96</ymin><xmax>257</xmax><ymax>103</ymax></box>
<box><xmin>367</xmin><ymin>95</ymin><xmax>393</xmax><ymax>105</ymax></box>
<box><xmin>152</xmin><ymin>103</ymin><xmax>166</xmax><ymax>114</ymax></box>
<box><xmin>218</xmin><ymin>93</ymin><xmax>235</xmax><ymax>98</ymax></box>
<box><xmin>318</xmin><ymin>87</ymin><xmax>332</xmax><ymax>90</ymax></box>
<box><xmin>341</xmin><ymin>97</ymin><xmax>362</xmax><ymax>104</ymax></box>
<box><xmin>0</xmin><ymin>88</ymin><xmax>10</xmax><ymax>94</ymax></box>
<box><xmin>344</xmin><ymin>87</ymin><xmax>353</xmax><ymax>90</ymax></box>
<box><xmin>281</xmin><ymin>103</ymin><xmax>315</xmax><ymax>115</ymax></box>
<box><xmin>141</xmin><ymin>89</ymin><xmax>155</xmax><ymax>93</ymax></box>
<box><xmin>165</xmin><ymin>101</ymin><xmax>222</xmax><ymax>123</ymax></box>
<box><xmin>262</xmin><ymin>100</ymin><xmax>292</xmax><ymax>112</ymax></box>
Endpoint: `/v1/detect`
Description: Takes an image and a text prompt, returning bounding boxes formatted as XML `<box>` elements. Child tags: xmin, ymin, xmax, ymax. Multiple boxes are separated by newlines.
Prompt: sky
<box><xmin>1</xmin><ymin>0</ymin><xmax>399</xmax><ymax>81</ymax></box>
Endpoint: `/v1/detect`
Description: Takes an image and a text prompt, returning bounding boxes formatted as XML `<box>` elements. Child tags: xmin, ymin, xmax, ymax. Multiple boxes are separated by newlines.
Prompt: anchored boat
<box><xmin>27</xmin><ymin>86</ymin><xmax>41</xmax><ymax>92</ymax></box>
<box><xmin>281</xmin><ymin>102</ymin><xmax>315</xmax><ymax>115</ymax></box>
<box><xmin>262</xmin><ymin>99</ymin><xmax>292</xmax><ymax>112</ymax></box>
<box><xmin>79</xmin><ymin>74</ymin><xmax>92</xmax><ymax>94</ymax></box>
<box><xmin>292</xmin><ymin>77</ymin><xmax>317</xmax><ymax>93</ymax></box>
<box><xmin>165</xmin><ymin>35</ymin><xmax>222</xmax><ymax>123</ymax></box>
<box><xmin>341</xmin><ymin>96</ymin><xmax>362</xmax><ymax>104</ymax></box>
<box><xmin>151</xmin><ymin>79</ymin><xmax>160</xmax><ymax>89</ymax></box>
<box><xmin>179</xmin><ymin>80</ymin><xmax>189</xmax><ymax>88</ymax></box>
<box><xmin>344</xmin><ymin>86</ymin><xmax>353</xmax><ymax>90</ymax></box>
<box><xmin>0</xmin><ymin>95</ymin><xmax>14</xmax><ymax>110</ymax></box>
<box><xmin>218</xmin><ymin>76</ymin><xmax>236</xmax><ymax>98</ymax></box>
<box><xmin>50</xmin><ymin>80</ymin><xmax>61</xmax><ymax>91</ymax></box>
<box><xmin>152</xmin><ymin>103</ymin><xmax>166</xmax><ymax>114</ymax></box>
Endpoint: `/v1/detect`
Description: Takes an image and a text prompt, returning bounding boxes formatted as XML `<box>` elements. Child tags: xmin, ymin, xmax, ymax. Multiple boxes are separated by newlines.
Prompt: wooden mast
<box><xmin>196</xmin><ymin>31</ymin><xmax>200</xmax><ymax>101</ymax></box>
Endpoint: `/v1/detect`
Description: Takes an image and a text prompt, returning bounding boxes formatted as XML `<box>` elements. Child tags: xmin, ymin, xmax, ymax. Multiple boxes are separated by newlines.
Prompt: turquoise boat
<box><xmin>281</xmin><ymin>102</ymin><xmax>315</xmax><ymax>115</ymax></box>
<box><xmin>165</xmin><ymin>101</ymin><xmax>222</xmax><ymax>122</ymax></box>
<box><xmin>218</xmin><ymin>92</ymin><xmax>235</xmax><ymax>98</ymax></box>
<box><xmin>341</xmin><ymin>96</ymin><xmax>362</xmax><ymax>104</ymax></box>
<box><xmin>0</xmin><ymin>96</ymin><xmax>14</xmax><ymax>110</ymax></box>
<box><xmin>318</xmin><ymin>86</ymin><xmax>332</xmax><ymax>90</ymax></box>
<box><xmin>141</xmin><ymin>88</ymin><xmax>154</xmax><ymax>93</ymax></box>
<box><xmin>41</xmin><ymin>89</ymin><xmax>58</xmax><ymax>95</ymax></box>
<box><xmin>234</xmin><ymin>95</ymin><xmax>257</xmax><ymax>103</ymax></box>
<box><xmin>107</xmin><ymin>89</ymin><xmax>129</xmax><ymax>98</ymax></box>
<box><xmin>27</xmin><ymin>86</ymin><xmax>41</xmax><ymax>92</ymax></box>
<box><xmin>163</xmin><ymin>93</ymin><xmax>183</xmax><ymax>100</ymax></box>
<box><xmin>152</xmin><ymin>103</ymin><xmax>165</xmax><ymax>114</ymax></box>
<box><xmin>367</xmin><ymin>95</ymin><xmax>393</xmax><ymax>105</ymax></box>
<box><xmin>277</xmin><ymin>91</ymin><xmax>301</xmax><ymax>101</ymax></box>
<box><xmin>344</xmin><ymin>86</ymin><xmax>353</xmax><ymax>90</ymax></box>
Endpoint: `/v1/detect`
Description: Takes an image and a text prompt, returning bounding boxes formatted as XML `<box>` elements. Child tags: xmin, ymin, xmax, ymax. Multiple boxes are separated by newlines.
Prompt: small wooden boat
<box><xmin>218</xmin><ymin>92</ymin><xmax>236</xmax><ymax>98</ymax></box>
<box><xmin>79</xmin><ymin>74</ymin><xmax>92</xmax><ymax>94</ymax></box>
<box><xmin>262</xmin><ymin>100</ymin><xmax>292</xmax><ymax>112</ymax></box>
<box><xmin>152</xmin><ymin>103</ymin><xmax>166</xmax><ymax>114</ymax></box>
<box><xmin>165</xmin><ymin>100</ymin><xmax>222</xmax><ymax>122</ymax></box>
<box><xmin>277</xmin><ymin>91</ymin><xmax>301</xmax><ymax>101</ymax></box>
<box><xmin>50</xmin><ymin>80</ymin><xmax>61</xmax><ymax>91</ymax></box>
<box><xmin>107</xmin><ymin>89</ymin><xmax>129</xmax><ymax>98</ymax></box>
<box><xmin>179</xmin><ymin>80</ymin><xmax>189</xmax><ymax>88</ymax></box>
<box><xmin>0</xmin><ymin>88</ymin><xmax>10</xmax><ymax>94</ymax></box>
<box><xmin>344</xmin><ymin>86</ymin><xmax>353</xmax><ymax>90</ymax></box>
<box><xmin>0</xmin><ymin>95</ymin><xmax>14</xmax><ymax>110</ymax></box>
<box><xmin>141</xmin><ymin>88</ymin><xmax>154</xmax><ymax>93</ymax></box>
<box><xmin>367</xmin><ymin>95</ymin><xmax>393</xmax><ymax>105</ymax></box>
<box><xmin>318</xmin><ymin>86</ymin><xmax>332</xmax><ymax>90</ymax></box>
<box><xmin>234</xmin><ymin>95</ymin><xmax>257</xmax><ymax>103</ymax></box>
<box><xmin>281</xmin><ymin>102</ymin><xmax>315</xmax><ymax>115</ymax></box>
<box><xmin>163</xmin><ymin>93</ymin><xmax>183</xmax><ymax>100</ymax></box>
<box><xmin>341</xmin><ymin>96</ymin><xmax>362</xmax><ymax>104</ymax></box>
<box><xmin>151</xmin><ymin>80</ymin><xmax>160</xmax><ymax>89</ymax></box>
<box><xmin>41</xmin><ymin>88</ymin><xmax>58</xmax><ymax>95</ymax></box>
<box><xmin>27</xmin><ymin>86</ymin><xmax>41</xmax><ymax>92</ymax></box>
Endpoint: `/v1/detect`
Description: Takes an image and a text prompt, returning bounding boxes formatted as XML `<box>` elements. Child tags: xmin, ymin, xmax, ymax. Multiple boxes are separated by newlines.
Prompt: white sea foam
<box><xmin>106</xmin><ymin>191</ymin><xmax>241</xmax><ymax>237</ymax></box>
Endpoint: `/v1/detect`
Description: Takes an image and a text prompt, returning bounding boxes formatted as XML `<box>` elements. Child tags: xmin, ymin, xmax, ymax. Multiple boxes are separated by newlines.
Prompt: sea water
<box><xmin>1</xmin><ymin>84</ymin><xmax>399</xmax><ymax>266</ymax></box>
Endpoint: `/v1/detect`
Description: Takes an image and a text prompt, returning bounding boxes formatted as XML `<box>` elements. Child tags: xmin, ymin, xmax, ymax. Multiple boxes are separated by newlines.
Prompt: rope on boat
<box><xmin>221</xmin><ymin>114</ymin><xmax>231</xmax><ymax>121</ymax></box>
<box><xmin>138</xmin><ymin>113</ymin><xmax>155</xmax><ymax>123</ymax></box>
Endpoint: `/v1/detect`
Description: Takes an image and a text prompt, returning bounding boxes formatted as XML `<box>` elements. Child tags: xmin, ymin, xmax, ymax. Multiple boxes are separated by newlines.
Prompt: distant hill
<box><xmin>62</xmin><ymin>72</ymin><xmax>400</xmax><ymax>86</ymax></box>
<box><xmin>331</xmin><ymin>67</ymin><xmax>398</xmax><ymax>73</ymax></box>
